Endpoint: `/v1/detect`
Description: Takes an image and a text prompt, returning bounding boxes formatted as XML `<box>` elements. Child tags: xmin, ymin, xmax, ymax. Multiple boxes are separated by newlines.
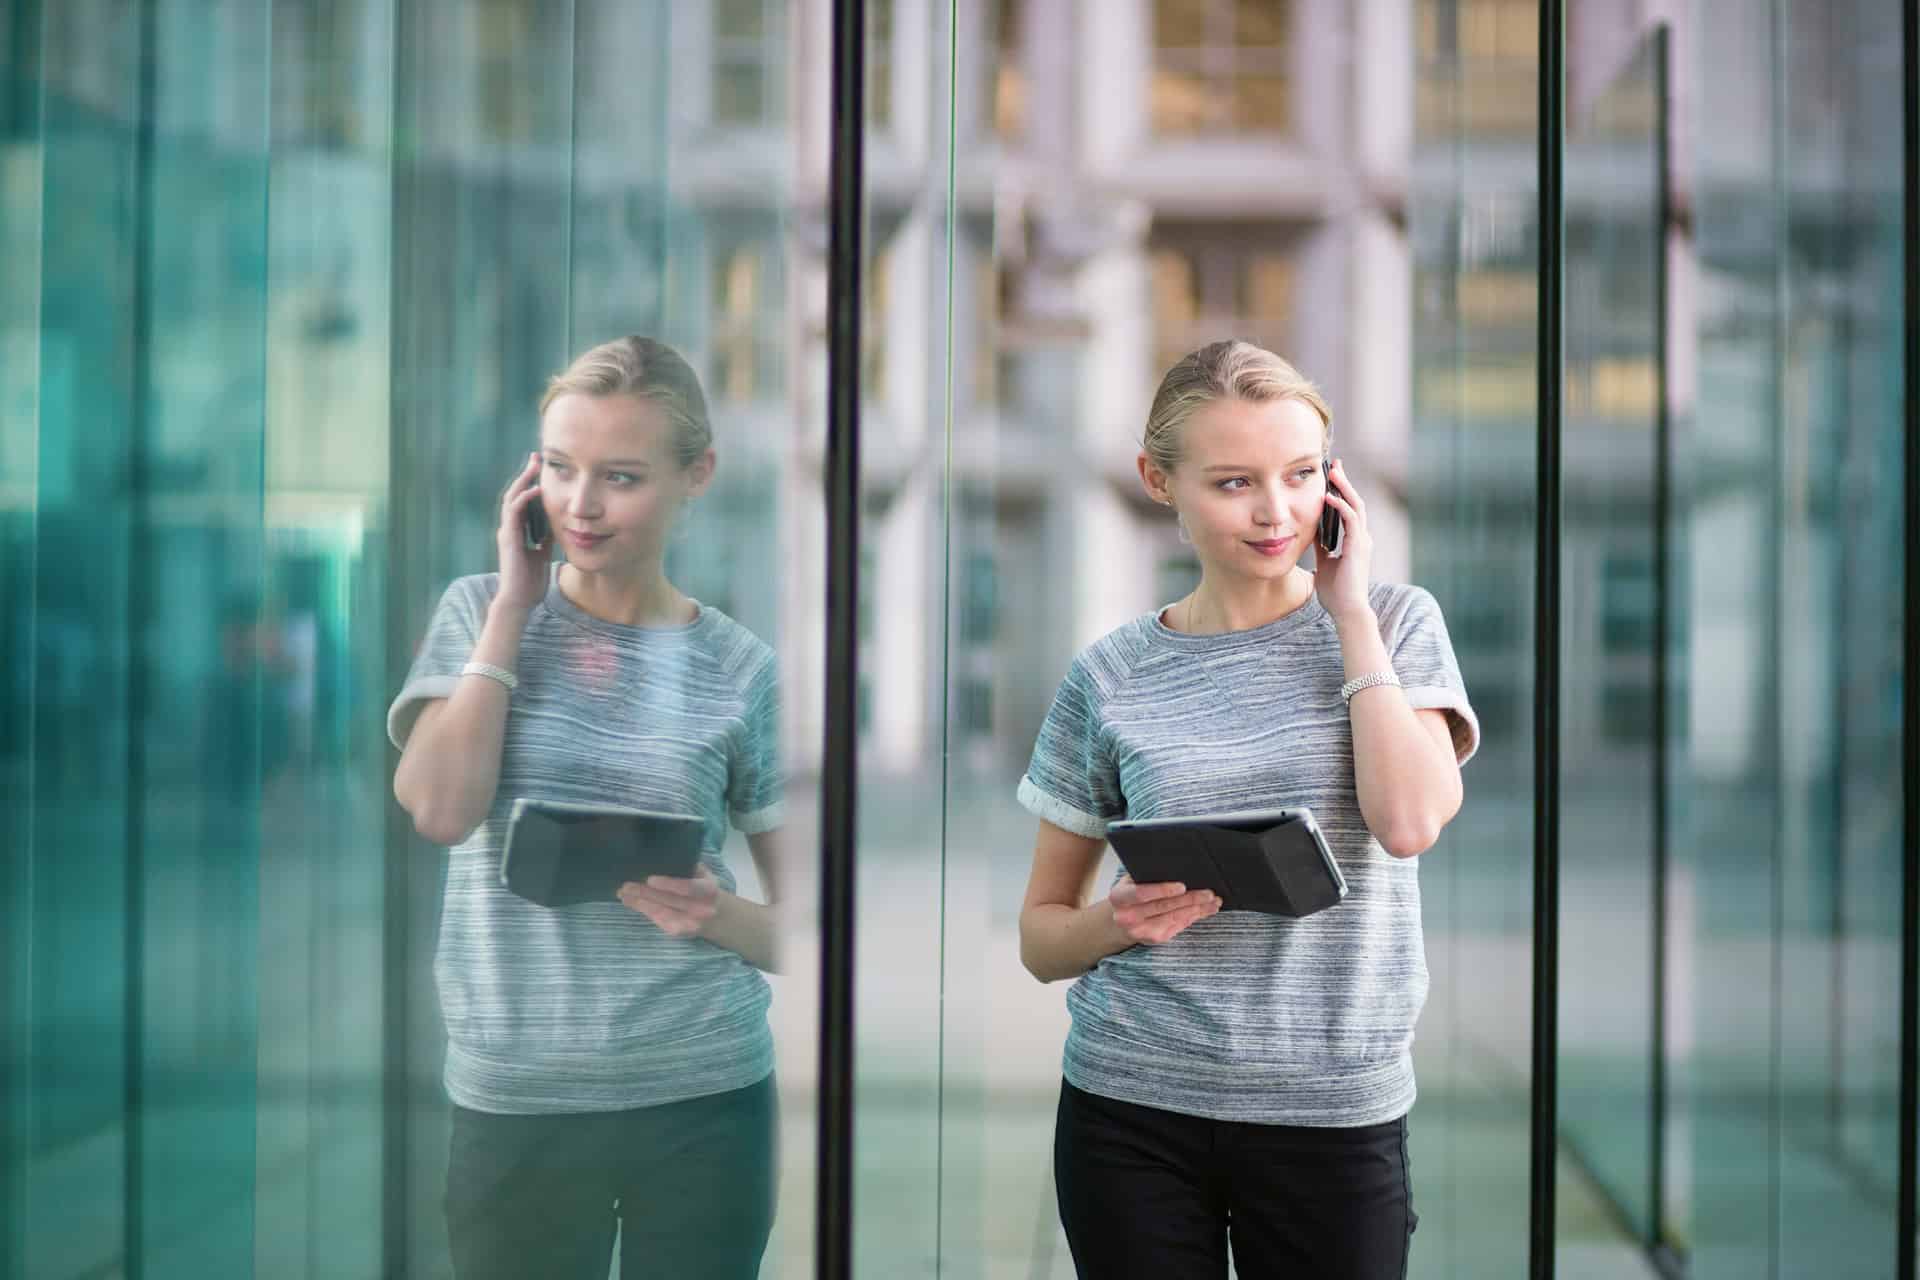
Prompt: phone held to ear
<box><xmin>1317</xmin><ymin>458</ymin><xmax>1345</xmax><ymax>559</ymax></box>
<box><xmin>523</xmin><ymin>498</ymin><xmax>550</xmax><ymax>551</ymax></box>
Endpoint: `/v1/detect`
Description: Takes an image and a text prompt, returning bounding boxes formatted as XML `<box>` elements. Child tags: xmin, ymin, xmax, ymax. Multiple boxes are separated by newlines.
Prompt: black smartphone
<box><xmin>1316</xmin><ymin>458</ymin><xmax>1345</xmax><ymax>559</ymax></box>
<box><xmin>522</xmin><ymin>494</ymin><xmax>550</xmax><ymax>551</ymax></box>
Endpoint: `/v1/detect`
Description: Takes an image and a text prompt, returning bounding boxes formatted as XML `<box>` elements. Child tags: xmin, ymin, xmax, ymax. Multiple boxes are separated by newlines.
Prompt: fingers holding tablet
<box><xmin>1110</xmin><ymin>874</ymin><xmax>1222</xmax><ymax>946</ymax></box>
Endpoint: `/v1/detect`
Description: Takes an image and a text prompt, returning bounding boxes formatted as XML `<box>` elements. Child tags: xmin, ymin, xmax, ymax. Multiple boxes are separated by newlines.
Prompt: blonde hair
<box><xmin>1142</xmin><ymin>340</ymin><xmax>1332</xmax><ymax>474</ymax></box>
<box><xmin>539</xmin><ymin>336</ymin><xmax>713</xmax><ymax>468</ymax></box>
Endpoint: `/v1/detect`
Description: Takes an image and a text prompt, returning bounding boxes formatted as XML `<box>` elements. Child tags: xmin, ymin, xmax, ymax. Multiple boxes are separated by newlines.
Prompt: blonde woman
<box><xmin>1017</xmin><ymin>341</ymin><xmax>1479</xmax><ymax>1279</ymax></box>
<box><xmin>390</xmin><ymin>337</ymin><xmax>781</xmax><ymax>1279</ymax></box>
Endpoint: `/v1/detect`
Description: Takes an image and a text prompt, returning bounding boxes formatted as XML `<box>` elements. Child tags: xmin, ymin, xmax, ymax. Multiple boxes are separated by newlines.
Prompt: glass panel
<box><xmin>254</xmin><ymin>3</ymin><xmax>395</xmax><ymax>1274</ymax></box>
<box><xmin>1409</xmin><ymin>0</ymin><xmax>1537</xmax><ymax>1272</ymax></box>
<box><xmin>7</xmin><ymin>4</ymin><xmax>142</xmax><ymax>1275</ymax></box>
<box><xmin>936</xmin><ymin>1</ymin><xmax>1485</xmax><ymax>1276</ymax></box>
<box><xmin>1773</xmin><ymin>2</ymin><xmax>1904</xmax><ymax>1269</ymax></box>
<box><xmin>388</xmin><ymin>2</ymin><xmax>816</xmax><ymax>1276</ymax></box>
<box><xmin>1558</xmin><ymin>33</ymin><xmax>1663</xmax><ymax>1250</ymax></box>
<box><xmin>6</xmin><ymin>3</ymin><xmax>820</xmax><ymax>1277</ymax></box>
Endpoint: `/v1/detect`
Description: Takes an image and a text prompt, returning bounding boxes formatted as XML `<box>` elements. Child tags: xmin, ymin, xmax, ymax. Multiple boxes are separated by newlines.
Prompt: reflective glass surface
<box><xmin>5</xmin><ymin>3</ymin><xmax>822</xmax><ymax>1276</ymax></box>
<box><xmin>1408</xmin><ymin>0</ymin><xmax>1539</xmax><ymax>1272</ymax></box>
<box><xmin>1559</xmin><ymin>31</ymin><xmax>1663</xmax><ymax>1249</ymax></box>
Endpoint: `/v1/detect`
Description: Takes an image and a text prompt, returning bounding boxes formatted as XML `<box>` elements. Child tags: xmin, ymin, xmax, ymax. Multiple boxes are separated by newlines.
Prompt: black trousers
<box><xmin>443</xmin><ymin>1074</ymin><xmax>777</xmax><ymax>1280</ymax></box>
<box><xmin>1054</xmin><ymin>1079</ymin><xmax>1416</xmax><ymax>1280</ymax></box>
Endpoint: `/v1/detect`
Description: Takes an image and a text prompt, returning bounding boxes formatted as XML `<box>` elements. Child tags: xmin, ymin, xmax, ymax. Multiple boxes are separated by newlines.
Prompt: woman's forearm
<box><xmin>1020</xmin><ymin>899</ymin><xmax>1131</xmax><ymax>983</ymax></box>
<box><xmin>701</xmin><ymin>892</ymin><xmax>782</xmax><ymax>972</ymax></box>
<box><xmin>393</xmin><ymin>600</ymin><xmax>530</xmax><ymax>844</ymax></box>
<box><xmin>1333</xmin><ymin>606</ymin><xmax>1462</xmax><ymax>856</ymax></box>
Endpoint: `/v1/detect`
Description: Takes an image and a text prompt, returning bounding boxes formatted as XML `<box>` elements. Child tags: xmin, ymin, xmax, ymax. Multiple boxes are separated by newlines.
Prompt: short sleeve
<box><xmin>386</xmin><ymin>576</ymin><xmax>493</xmax><ymax>750</ymax></box>
<box><xmin>727</xmin><ymin>656</ymin><xmax>784</xmax><ymax>834</ymax></box>
<box><xmin>1378</xmin><ymin>585</ymin><xmax>1481</xmax><ymax>766</ymax></box>
<box><xmin>1016</xmin><ymin>654</ymin><xmax>1126</xmax><ymax>839</ymax></box>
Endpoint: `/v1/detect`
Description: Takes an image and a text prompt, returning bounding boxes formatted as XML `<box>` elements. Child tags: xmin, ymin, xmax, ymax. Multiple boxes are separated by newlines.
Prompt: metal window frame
<box><xmin>817</xmin><ymin>0</ymin><xmax>865</xmax><ymax>1276</ymax></box>
<box><xmin>1529</xmin><ymin>2</ymin><xmax>1564</xmax><ymax>1278</ymax></box>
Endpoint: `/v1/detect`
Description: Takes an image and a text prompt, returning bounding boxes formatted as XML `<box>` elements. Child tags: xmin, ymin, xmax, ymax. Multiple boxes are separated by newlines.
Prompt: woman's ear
<box><xmin>1136</xmin><ymin>451</ymin><xmax>1172</xmax><ymax>505</ymax></box>
<box><xmin>684</xmin><ymin>448</ymin><xmax>717</xmax><ymax>498</ymax></box>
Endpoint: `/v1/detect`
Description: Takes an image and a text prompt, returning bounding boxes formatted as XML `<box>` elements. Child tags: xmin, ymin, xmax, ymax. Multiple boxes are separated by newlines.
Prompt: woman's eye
<box><xmin>607</xmin><ymin>472</ymin><xmax>643</xmax><ymax>486</ymax></box>
<box><xmin>544</xmin><ymin>460</ymin><xmax>569</xmax><ymax>476</ymax></box>
<box><xmin>1218</xmin><ymin>477</ymin><xmax>1249</xmax><ymax>491</ymax></box>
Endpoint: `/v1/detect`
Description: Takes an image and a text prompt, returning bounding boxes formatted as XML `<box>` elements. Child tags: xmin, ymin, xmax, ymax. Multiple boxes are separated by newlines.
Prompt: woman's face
<box><xmin>1152</xmin><ymin>395</ymin><xmax>1328</xmax><ymax>585</ymax></box>
<box><xmin>538</xmin><ymin>392</ymin><xmax>712</xmax><ymax>571</ymax></box>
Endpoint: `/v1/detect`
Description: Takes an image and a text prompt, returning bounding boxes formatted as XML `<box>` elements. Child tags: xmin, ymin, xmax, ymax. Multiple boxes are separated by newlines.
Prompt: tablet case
<box><xmin>500</xmin><ymin>800</ymin><xmax>705</xmax><ymax>908</ymax></box>
<box><xmin>1106</xmin><ymin>807</ymin><xmax>1348</xmax><ymax>918</ymax></box>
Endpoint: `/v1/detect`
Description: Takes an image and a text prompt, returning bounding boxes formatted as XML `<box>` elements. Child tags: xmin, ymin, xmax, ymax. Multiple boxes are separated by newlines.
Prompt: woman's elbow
<box><xmin>1381</xmin><ymin>803</ymin><xmax>1458</xmax><ymax>858</ymax></box>
<box><xmin>1017</xmin><ymin>925</ymin><xmax>1062</xmax><ymax>983</ymax></box>
<box><xmin>394</xmin><ymin>777</ymin><xmax>474</xmax><ymax>847</ymax></box>
<box><xmin>1381</xmin><ymin>823</ymin><xmax>1439</xmax><ymax>858</ymax></box>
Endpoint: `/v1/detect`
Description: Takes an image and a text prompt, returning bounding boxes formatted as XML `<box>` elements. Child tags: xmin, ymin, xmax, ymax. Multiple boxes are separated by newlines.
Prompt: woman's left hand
<box><xmin>618</xmin><ymin>865</ymin><xmax>721</xmax><ymax>937</ymax></box>
<box><xmin>1313</xmin><ymin>457</ymin><xmax>1374</xmax><ymax>620</ymax></box>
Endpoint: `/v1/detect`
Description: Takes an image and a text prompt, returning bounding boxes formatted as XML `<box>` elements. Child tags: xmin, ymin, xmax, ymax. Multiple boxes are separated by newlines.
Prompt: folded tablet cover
<box><xmin>501</xmin><ymin>801</ymin><xmax>705</xmax><ymax>908</ymax></box>
<box><xmin>1107</xmin><ymin>810</ymin><xmax>1347</xmax><ymax>918</ymax></box>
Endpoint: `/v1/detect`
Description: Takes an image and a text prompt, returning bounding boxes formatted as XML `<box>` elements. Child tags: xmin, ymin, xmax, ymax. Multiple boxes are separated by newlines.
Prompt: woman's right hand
<box><xmin>1108</xmin><ymin>875</ymin><xmax>1221</xmax><ymax>946</ymax></box>
<box><xmin>496</xmin><ymin>451</ymin><xmax>552</xmax><ymax>613</ymax></box>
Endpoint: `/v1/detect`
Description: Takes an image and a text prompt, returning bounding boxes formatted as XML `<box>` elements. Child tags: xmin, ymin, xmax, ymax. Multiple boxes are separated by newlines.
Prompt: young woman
<box><xmin>1017</xmin><ymin>340</ymin><xmax>1479</xmax><ymax>1279</ymax></box>
<box><xmin>389</xmin><ymin>336</ymin><xmax>782</xmax><ymax>1279</ymax></box>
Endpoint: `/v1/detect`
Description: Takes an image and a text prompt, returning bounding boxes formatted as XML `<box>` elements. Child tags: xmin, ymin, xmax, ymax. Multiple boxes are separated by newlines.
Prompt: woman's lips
<box><xmin>1247</xmin><ymin>535</ymin><xmax>1294</xmax><ymax>557</ymax></box>
<box><xmin>565</xmin><ymin>529</ymin><xmax>610</xmax><ymax>549</ymax></box>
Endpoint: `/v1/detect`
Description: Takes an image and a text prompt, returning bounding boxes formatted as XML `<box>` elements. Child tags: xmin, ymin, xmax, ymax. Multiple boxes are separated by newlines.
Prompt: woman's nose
<box><xmin>565</xmin><ymin>484</ymin><xmax>601</xmax><ymax>516</ymax></box>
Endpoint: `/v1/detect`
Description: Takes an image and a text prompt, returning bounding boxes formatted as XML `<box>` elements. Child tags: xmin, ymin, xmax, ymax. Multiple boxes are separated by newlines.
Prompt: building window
<box><xmin>990</xmin><ymin>0</ymin><xmax>1026</xmax><ymax>139</ymax></box>
<box><xmin>959</xmin><ymin>549</ymin><xmax>999</xmax><ymax>647</ymax></box>
<box><xmin>1151</xmin><ymin>0</ymin><xmax>1291</xmax><ymax>136</ymax></box>
<box><xmin>713</xmin><ymin>0</ymin><xmax>778</xmax><ymax>127</ymax></box>
<box><xmin>1415</xmin><ymin>0</ymin><xmax>1538</xmax><ymax>138</ymax></box>
<box><xmin>476</xmin><ymin>1</ymin><xmax>539</xmax><ymax>143</ymax></box>
<box><xmin>1148</xmin><ymin>227</ymin><xmax>1296</xmax><ymax>379</ymax></box>
<box><xmin>869</xmin><ymin>0</ymin><xmax>895</xmax><ymax>129</ymax></box>
<box><xmin>863</xmin><ymin>243</ymin><xmax>891</xmax><ymax>398</ymax></box>
<box><xmin>708</xmin><ymin>225</ymin><xmax>782</xmax><ymax>404</ymax></box>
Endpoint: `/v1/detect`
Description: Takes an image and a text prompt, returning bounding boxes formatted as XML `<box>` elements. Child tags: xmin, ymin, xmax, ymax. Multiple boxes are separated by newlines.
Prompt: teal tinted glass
<box><xmin>1409</xmin><ymin>0</ymin><xmax>1538</xmax><ymax>1272</ymax></box>
<box><xmin>1558</xmin><ymin>32</ymin><xmax>1664</xmax><ymax>1250</ymax></box>
<box><xmin>4</xmin><ymin>3</ymin><xmax>821</xmax><ymax>1276</ymax></box>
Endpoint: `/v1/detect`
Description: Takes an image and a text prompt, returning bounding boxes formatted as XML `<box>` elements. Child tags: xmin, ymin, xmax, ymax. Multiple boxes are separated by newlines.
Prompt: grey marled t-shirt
<box><xmin>388</xmin><ymin>569</ymin><xmax>781</xmax><ymax>1114</ymax></box>
<box><xmin>1018</xmin><ymin>581</ymin><xmax>1479</xmax><ymax>1127</ymax></box>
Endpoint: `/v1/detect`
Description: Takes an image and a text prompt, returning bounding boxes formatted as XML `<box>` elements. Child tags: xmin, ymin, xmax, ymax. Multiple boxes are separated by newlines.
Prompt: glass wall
<box><xmin>5</xmin><ymin>2</ymin><xmax>823</xmax><ymax>1276</ymax></box>
<box><xmin>1560</xmin><ymin>27</ymin><xmax>1665</xmax><ymax>1253</ymax></box>
<box><xmin>1408</xmin><ymin>0</ymin><xmax>1540</xmax><ymax>1273</ymax></box>
<box><xmin>5</xmin><ymin>3</ymin><xmax>1915</xmax><ymax>1279</ymax></box>
<box><xmin>1686</xmin><ymin>1</ymin><xmax>1907</xmax><ymax>1276</ymax></box>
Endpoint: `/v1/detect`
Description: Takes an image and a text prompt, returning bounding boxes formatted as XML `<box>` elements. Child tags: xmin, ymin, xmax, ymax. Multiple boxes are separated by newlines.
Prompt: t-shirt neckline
<box><xmin>1146</xmin><ymin>587</ymin><xmax>1328</xmax><ymax>650</ymax></box>
<box><xmin>543</xmin><ymin>563</ymin><xmax>708</xmax><ymax>640</ymax></box>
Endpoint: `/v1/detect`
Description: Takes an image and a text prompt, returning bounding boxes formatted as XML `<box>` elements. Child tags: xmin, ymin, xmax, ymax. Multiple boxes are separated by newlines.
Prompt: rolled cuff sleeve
<box><xmin>1017</xmin><ymin>775</ymin><xmax>1112</xmax><ymax>839</ymax></box>
<box><xmin>387</xmin><ymin>675</ymin><xmax>462</xmax><ymax>750</ymax></box>
<box><xmin>731</xmin><ymin>801</ymin><xmax>786</xmax><ymax>836</ymax></box>
<box><xmin>1404</xmin><ymin>686</ymin><xmax>1480</xmax><ymax>766</ymax></box>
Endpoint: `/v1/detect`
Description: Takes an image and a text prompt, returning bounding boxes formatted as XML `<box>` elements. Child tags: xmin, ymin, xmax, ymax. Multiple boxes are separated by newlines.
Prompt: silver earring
<box><xmin>1173</xmin><ymin>508</ymin><xmax>1191</xmax><ymax>545</ymax></box>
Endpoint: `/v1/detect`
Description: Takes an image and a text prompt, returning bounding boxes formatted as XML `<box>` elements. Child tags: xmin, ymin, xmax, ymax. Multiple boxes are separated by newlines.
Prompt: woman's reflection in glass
<box><xmin>389</xmin><ymin>336</ymin><xmax>783</xmax><ymax>1279</ymax></box>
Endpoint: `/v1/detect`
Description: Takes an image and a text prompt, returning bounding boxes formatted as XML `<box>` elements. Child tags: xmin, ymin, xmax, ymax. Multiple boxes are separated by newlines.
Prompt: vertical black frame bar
<box><xmin>1530</xmin><ymin>0</ymin><xmax>1564</xmax><ymax>1276</ymax></box>
<box><xmin>1900</xmin><ymin>0</ymin><xmax>1918</xmax><ymax>1274</ymax></box>
<box><xmin>817</xmin><ymin>0</ymin><xmax>864</xmax><ymax>1276</ymax></box>
<box><xmin>1648</xmin><ymin>22</ymin><xmax>1676</xmax><ymax>1270</ymax></box>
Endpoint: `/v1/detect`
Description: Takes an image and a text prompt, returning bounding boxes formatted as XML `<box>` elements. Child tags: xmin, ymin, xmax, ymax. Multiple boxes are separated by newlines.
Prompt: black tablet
<box><xmin>1106</xmin><ymin>806</ymin><xmax>1349</xmax><ymax>918</ymax></box>
<box><xmin>500</xmin><ymin>799</ymin><xmax>706</xmax><ymax>908</ymax></box>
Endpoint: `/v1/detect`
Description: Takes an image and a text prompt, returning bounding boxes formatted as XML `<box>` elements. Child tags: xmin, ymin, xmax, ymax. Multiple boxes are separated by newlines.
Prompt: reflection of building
<box><xmin>787</xmin><ymin>0</ymin><xmax>1422</xmax><ymax>772</ymax></box>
